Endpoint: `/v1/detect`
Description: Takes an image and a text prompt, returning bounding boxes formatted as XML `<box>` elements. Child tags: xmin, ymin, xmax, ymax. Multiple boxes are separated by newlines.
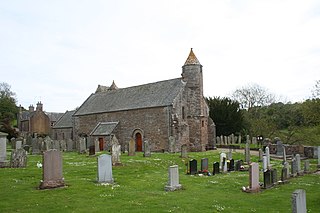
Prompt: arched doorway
<box><xmin>98</xmin><ymin>138</ymin><xmax>104</xmax><ymax>151</ymax></box>
<box><xmin>135</xmin><ymin>132</ymin><xmax>142</xmax><ymax>151</ymax></box>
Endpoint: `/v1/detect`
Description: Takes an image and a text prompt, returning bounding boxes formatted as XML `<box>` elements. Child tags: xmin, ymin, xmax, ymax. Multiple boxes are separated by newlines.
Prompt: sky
<box><xmin>1</xmin><ymin>0</ymin><xmax>320</xmax><ymax>112</ymax></box>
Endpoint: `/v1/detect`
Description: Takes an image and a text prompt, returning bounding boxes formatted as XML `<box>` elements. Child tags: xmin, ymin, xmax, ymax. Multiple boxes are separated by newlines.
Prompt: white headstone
<box><xmin>165</xmin><ymin>165</ymin><xmax>182</xmax><ymax>191</ymax></box>
<box><xmin>97</xmin><ymin>154</ymin><xmax>113</xmax><ymax>183</ymax></box>
<box><xmin>292</xmin><ymin>189</ymin><xmax>307</xmax><ymax>213</ymax></box>
<box><xmin>15</xmin><ymin>140</ymin><xmax>22</xmax><ymax>150</ymax></box>
<box><xmin>0</xmin><ymin>132</ymin><xmax>8</xmax><ymax>165</ymax></box>
<box><xmin>249</xmin><ymin>162</ymin><xmax>260</xmax><ymax>192</ymax></box>
<box><xmin>265</xmin><ymin>147</ymin><xmax>271</xmax><ymax>169</ymax></box>
<box><xmin>220</xmin><ymin>153</ymin><xmax>226</xmax><ymax>170</ymax></box>
<box><xmin>263</xmin><ymin>156</ymin><xmax>267</xmax><ymax>172</ymax></box>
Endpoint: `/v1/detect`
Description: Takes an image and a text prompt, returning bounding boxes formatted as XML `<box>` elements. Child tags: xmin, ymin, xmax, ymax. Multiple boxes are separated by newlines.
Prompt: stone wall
<box><xmin>52</xmin><ymin>127</ymin><xmax>73</xmax><ymax>140</ymax></box>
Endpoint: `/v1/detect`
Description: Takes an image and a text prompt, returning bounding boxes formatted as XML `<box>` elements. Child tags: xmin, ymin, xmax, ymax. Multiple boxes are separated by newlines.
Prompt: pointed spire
<box><xmin>109</xmin><ymin>80</ymin><xmax>118</xmax><ymax>90</ymax></box>
<box><xmin>184</xmin><ymin>48</ymin><xmax>201</xmax><ymax>65</ymax></box>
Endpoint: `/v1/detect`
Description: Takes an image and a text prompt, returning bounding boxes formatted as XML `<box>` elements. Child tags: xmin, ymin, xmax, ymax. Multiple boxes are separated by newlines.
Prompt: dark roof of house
<box><xmin>52</xmin><ymin>110</ymin><xmax>75</xmax><ymax>129</ymax></box>
<box><xmin>20</xmin><ymin>111</ymin><xmax>63</xmax><ymax>122</ymax></box>
<box><xmin>46</xmin><ymin>112</ymin><xmax>64</xmax><ymax>122</ymax></box>
<box><xmin>90</xmin><ymin>122</ymin><xmax>119</xmax><ymax>136</ymax></box>
<box><xmin>74</xmin><ymin>78</ymin><xmax>186</xmax><ymax>116</ymax></box>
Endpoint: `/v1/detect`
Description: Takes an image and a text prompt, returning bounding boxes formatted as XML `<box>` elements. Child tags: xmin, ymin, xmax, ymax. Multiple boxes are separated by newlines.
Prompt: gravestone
<box><xmin>181</xmin><ymin>144</ymin><xmax>188</xmax><ymax>158</ymax></box>
<box><xmin>23</xmin><ymin>145</ymin><xmax>30</xmax><ymax>153</ymax></box>
<box><xmin>0</xmin><ymin>132</ymin><xmax>8</xmax><ymax>167</ymax></box>
<box><xmin>66</xmin><ymin>139</ymin><xmax>74</xmax><ymax>152</ymax></box>
<box><xmin>238</xmin><ymin>135</ymin><xmax>242</xmax><ymax>144</ymax></box>
<box><xmin>201</xmin><ymin>158</ymin><xmax>208</xmax><ymax>172</ymax></box>
<box><xmin>143</xmin><ymin>140</ymin><xmax>151</xmax><ymax>157</ymax></box>
<box><xmin>111</xmin><ymin>135</ymin><xmax>121</xmax><ymax>166</ymax></box>
<box><xmin>303</xmin><ymin>160</ymin><xmax>310</xmax><ymax>174</ymax></box>
<box><xmin>26</xmin><ymin>134</ymin><xmax>32</xmax><ymax>145</ymax></box>
<box><xmin>227</xmin><ymin>148</ymin><xmax>232</xmax><ymax>160</ymax></box>
<box><xmin>276</xmin><ymin>141</ymin><xmax>284</xmax><ymax>156</ymax></box>
<box><xmin>295</xmin><ymin>154</ymin><xmax>302</xmax><ymax>175</ymax></box>
<box><xmin>291</xmin><ymin>158</ymin><xmax>297</xmax><ymax>177</ymax></box>
<box><xmin>11</xmin><ymin>138</ymin><xmax>16</xmax><ymax>149</ymax></box>
<box><xmin>271</xmin><ymin>169</ymin><xmax>277</xmax><ymax>185</ymax></box>
<box><xmin>128</xmin><ymin>138</ymin><xmax>135</xmax><ymax>156</ymax></box>
<box><xmin>228</xmin><ymin>159</ymin><xmax>235</xmax><ymax>171</ymax></box>
<box><xmin>165</xmin><ymin>165</ymin><xmax>182</xmax><ymax>191</ymax></box>
<box><xmin>258</xmin><ymin>148</ymin><xmax>263</xmax><ymax>162</ymax></box>
<box><xmin>265</xmin><ymin>147</ymin><xmax>271</xmax><ymax>169</ymax></box>
<box><xmin>95</xmin><ymin>139</ymin><xmax>100</xmax><ymax>152</ymax></box>
<box><xmin>44</xmin><ymin>136</ymin><xmax>53</xmax><ymax>150</ymax></box>
<box><xmin>15</xmin><ymin>140</ymin><xmax>22</xmax><ymax>150</ymax></box>
<box><xmin>79</xmin><ymin>137</ymin><xmax>86</xmax><ymax>154</ymax></box>
<box><xmin>222</xmin><ymin>157</ymin><xmax>227</xmax><ymax>173</ymax></box>
<box><xmin>291</xmin><ymin>189</ymin><xmax>307</xmax><ymax>213</ymax></box>
<box><xmin>53</xmin><ymin>140</ymin><xmax>60</xmax><ymax>151</ymax></box>
<box><xmin>169</xmin><ymin>136</ymin><xmax>176</xmax><ymax>153</ymax></box>
<box><xmin>245</xmin><ymin>142</ymin><xmax>250</xmax><ymax>164</ymax></box>
<box><xmin>39</xmin><ymin>150</ymin><xmax>65</xmax><ymax>189</ymax></box>
<box><xmin>246</xmin><ymin>135</ymin><xmax>250</xmax><ymax>144</ymax></box>
<box><xmin>219</xmin><ymin>153</ymin><xmax>226</xmax><ymax>170</ymax></box>
<box><xmin>216</xmin><ymin>137</ymin><xmax>221</xmax><ymax>145</ymax></box>
<box><xmin>10</xmin><ymin>149</ymin><xmax>27</xmax><ymax>168</ymax></box>
<box><xmin>248</xmin><ymin>162</ymin><xmax>260</xmax><ymax>192</ymax></box>
<box><xmin>189</xmin><ymin>159</ymin><xmax>197</xmax><ymax>175</ymax></box>
<box><xmin>235</xmin><ymin>160</ymin><xmax>242</xmax><ymax>171</ymax></box>
<box><xmin>263</xmin><ymin>169</ymin><xmax>272</xmax><ymax>188</ymax></box>
<box><xmin>281</xmin><ymin>163</ymin><xmax>289</xmax><ymax>182</ymax></box>
<box><xmin>252</xmin><ymin>137</ymin><xmax>257</xmax><ymax>145</ymax></box>
<box><xmin>60</xmin><ymin>140</ymin><xmax>67</xmax><ymax>152</ymax></box>
<box><xmin>89</xmin><ymin>145</ymin><xmax>95</xmax><ymax>156</ymax></box>
<box><xmin>31</xmin><ymin>137</ymin><xmax>40</xmax><ymax>155</ymax></box>
<box><xmin>318</xmin><ymin>146</ymin><xmax>320</xmax><ymax>168</ymax></box>
<box><xmin>97</xmin><ymin>154</ymin><xmax>113</xmax><ymax>183</ymax></box>
<box><xmin>213</xmin><ymin>162</ymin><xmax>220</xmax><ymax>175</ymax></box>
<box><xmin>263</xmin><ymin>156</ymin><xmax>267</xmax><ymax>172</ymax></box>
<box><xmin>282</xmin><ymin>146</ymin><xmax>287</xmax><ymax>165</ymax></box>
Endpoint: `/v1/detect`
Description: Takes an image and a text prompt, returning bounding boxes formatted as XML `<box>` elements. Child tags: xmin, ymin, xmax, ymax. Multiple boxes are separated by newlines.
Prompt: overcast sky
<box><xmin>1</xmin><ymin>0</ymin><xmax>320</xmax><ymax>112</ymax></box>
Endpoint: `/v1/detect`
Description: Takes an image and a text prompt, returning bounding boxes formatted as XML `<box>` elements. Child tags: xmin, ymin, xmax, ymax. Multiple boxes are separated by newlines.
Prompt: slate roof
<box><xmin>52</xmin><ymin>110</ymin><xmax>75</xmax><ymax>129</ymax></box>
<box><xmin>74</xmin><ymin>78</ymin><xmax>186</xmax><ymax>116</ymax></box>
<box><xmin>90</xmin><ymin>122</ymin><xmax>119</xmax><ymax>136</ymax></box>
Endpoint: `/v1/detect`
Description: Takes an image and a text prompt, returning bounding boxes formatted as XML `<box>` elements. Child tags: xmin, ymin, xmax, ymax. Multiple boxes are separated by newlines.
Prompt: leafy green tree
<box><xmin>301</xmin><ymin>98</ymin><xmax>320</xmax><ymax>126</ymax></box>
<box><xmin>0</xmin><ymin>82</ymin><xmax>18</xmax><ymax>138</ymax></box>
<box><xmin>206</xmin><ymin>97</ymin><xmax>244</xmax><ymax>136</ymax></box>
<box><xmin>312</xmin><ymin>80</ymin><xmax>320</xmax><ymax>98</ymax></box>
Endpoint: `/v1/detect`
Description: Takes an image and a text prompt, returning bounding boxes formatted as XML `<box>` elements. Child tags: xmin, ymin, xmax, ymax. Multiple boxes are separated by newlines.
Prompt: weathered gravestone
<box><xmin>303</xmin><ymin>160</ymin><xmax>310</xmax><ymax>174</ymax></box>
<box><xmin>10</xmin><ymin>149</ymin><xmax>27</xmax><ymax>168</ymax></box>
<box><xmin>89</xmin><ymin>145</ymin><xmax>95</xmax><ymax>156</ymax></box>
<box><xmin>165</xmin><ymin>165</ymin><xmax>182</xmax><ymax>191</ymax></box>
<box><xmin>60</xmin><ymin>140</ymin><xmax>67</xmax><ymax>152</ymax></box>
<box><xmin>31</xmin><ymin>137</ymin><xmax>40</xmax><ymax>155</ymax></box>
<box><xmin>263</xmin><ymin>156</ymin><xmax>268</xmax><ymax>172</ymax></box>
<box><xmin>295</xmin><ymin>154</ymin><xmax>303</xmax><ymax>175</ymax></box>
<box><xmin>220</xmin><ymin>153</ymin><xmax>226</xmax><ymax>170</ymax></box>
<box><xmin>222</xmin><ymin>157</ymin><xmax>227</xmax><ymax>173</ymax></box>
<box><xmin>292</xmin><ymin>189</ymin><xmax>307</xmax><ymax>213</ymax></box>
<box><xmin>276</xmin><ymin>141</ymin><xmax>284</xmax><ymax>156</ymax></box>
<box><xmin>201</xmin><ymin>158</ymin><xmax>208</xmax><ymax>172</ymax></box>
<box><xmin>128</xmin><ymin>138</ymin><xmax>135</xmax><ymax>156</ymax></box>
<box><xmin>15</xmin><ymin>140</ymin><xmax>22</xmax><ymax>150</ymax></box>
<box><xmin>79</xmin><ymin>137</ymin><xmax>86</xmax><ymax>154</ymax></box>
<box><xmin>265</xmin><ymin>147</ymin><xmax>271</xmax><ymax>169</ymax></box>
<box><xmin>213</xmin><ymin>162</ymin><xmax>220</xmax><ymax>175</ymax></box>
<box><xmin>189</xmin><ymin>159</ymin><xmax>197</xmax><ymax>175</ymax></box>
<box><xmin>248</xmin><ymin>162</ymin><xmax>260</xmax><ymax>193</ymax></box>
<box><xmin>228</xmin><ymin>159</ymin><xmax>235</xmax><ymax>171</ymax></box>
<box><xmin>39</xmin><ymin>150</ymin><xmax>65</xmax><ymax>189</ymax></box>
<box><xmin>97</xmin><ymin>154</ymin><xmax>113</xmax><ymax>183</ymax></box>
<box><xmin>245</xmin><ymin>142</ymin><xmax>250</xmax><ymax>164</ymax></box>
<box><xmin>143</xmin><ymin>140</ymin><xmax>151</xmax><ymax>157</ymax></box>
<box><xmin>291</xmin><ymin>158</ymin><xmax>298</xmax><ymax>177</ymax></box>
<box><xmin>0</xmin><ymin>132</ymin><xmax>8</xmax><ymax>167</ymax></box>
<box><xmin>53</xmin><ymin>140</ymin><xmax>60</xmax><ymax>151</ymax></box>
<box><xmin>111</xmin><ymin>135</ymin><xmax>121</xmax><ymax>166</ymax></box>
<box><xmin>181</xmin><ymin>144</ymin><xmax>188</xmax><ymax>158</ymax></box>
<box><xmin>95</xmin><ymin>139</ymin><xmax>100</xmax><ymax>153</ymax></box>
<box><xmin>258</xmin><ymin>148</ymin><xmax>263</xmax><ymax>162</ymax></box>
<box><xmin>235</xmin><ymin>160</ymin><xmax>242</xmax><ymax>171</ymax></box>
<box><xmin>66</xmin><ymin>139</ymin><xmax>74</xmax><ymax>152</ymax></box>
<box><xmin>169</xmin><ymin>136</ymin><xmax>176</xmax><ymax>153</ymax></box>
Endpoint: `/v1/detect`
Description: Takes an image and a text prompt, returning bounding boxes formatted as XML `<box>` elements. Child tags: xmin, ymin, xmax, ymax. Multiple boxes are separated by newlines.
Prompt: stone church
<box><xmin>55</xmin><ymin>49</ymin><xmax>215</xmax><ymax>152</ymax></box>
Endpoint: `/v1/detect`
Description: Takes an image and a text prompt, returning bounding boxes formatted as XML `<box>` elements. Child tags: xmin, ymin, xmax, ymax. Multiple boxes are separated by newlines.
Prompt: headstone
<box><xmin>265</xmin><ymin>147</ymin><xmax>271</xmax><ymax>169</ymax></box>
<box><xmin>97</xmin><ymin>154</ymin><xmax>113</xmax><ymax>183</ymax></box>
<box><xmin>246</xmin><ymin>135</ymin><xmax>250</xmax><ymax>144</ymax></box>
<box><xmin>235</xmin><ymin>160</ymin><xmax>242</xmax><ymax>171</ymax></box>
<box><xmin>143</xmin><ymin>140</ymin><xmax>151</xmax><ymax>157</ymax></box>
<box><xmin>276</xmin><ymin>141</ymin><xmax>284</xmax><ymax>156</ymax></box>
<box><xmin>169</xmin><ymin>136</ymin><xmax>176</xmax><ymax>153</ymax></box>
<box><xmin>79</xmin><ymin>137</ymin><xmax>86</xmax><ymax>154</ymax></box>
<box><xmin>11</xmin><ymin>138</ymin><xmax>16</xmax><ymax>149</ymax></box>
<box><xmin>228</xmin><ymin>159</ymin><xmax>235</xmax><ymax>171</ymax></box>
<box><xmin>10</xmin><ymin>149</ymin><xmax>27</xmax><ymax>168</ymax></box>
<box><xmin>44</xmin><ymin>136</ymin><xmax>53</xmax><ymax>151</ymax></box>
<box><xmin>227</xmin><ymin>148</ymin><xmax>232</xmax><ymax>160</ymax></box>
<box><xmin>201</xmin><ymin>158</ymin><xmax>208</xmax><ymax>172</ymax></box>
<box><xmin>291</xmin><ymin>189</ymin><xmax>307</xmax><ymax>213</ymax></box>
<box><xmin>282</xmin><ymin>146</ymin><xmax>287</xmax><ymax>165</ymax></box>
<box><xmin>271</xmin><ymin>169</ymin><xmax>277</xmax><ymax>184</ymax></box>
<box><xmin>281</xmin><ymin>162</ymin><xmax>289</xmax><ymax>182</ymax></box>
<box><xmin>263</xmin><ymin>169</ymin><xmax>272</xmax><ymax>188</ymax></box>
<box><xmin>128</xmin><ymin>138</ymin><xmax>135</xmax><ymax>156</ymax></box>
<box><xmin>222</xmin><ymin>157</ymin><xmax>227</xmax><ymax>173</ymax></box>
<box><xmin>245</xmin><ymin>142</ymin><xmax>250</xmax><ymax>164</ymax></box>
<box><xmin>181</xmin><ymin>144</ymin><xmax>188</xmax><ymax>158</ymax></box>
<box><xmin>0</xmin><ymin>132</ymin><xmax>8</xmax><ymax>167</ymax></box>
<box><xmin>212</xmin><ymin>162</ymin><xmax>220</xmax><ymax>175</ymax></box>
<box><xmin>231</xmin><ymin>134</ymin><xmax>235</xmax><ymax>144</ymax></box>
<box><xmin>318</xmin><ymin>146</ymin><xmax>320</xmax><ymax>168</ymax></box>
<box><xmin>39</xmin><ymin>150</ymin><xmax>65</xmax><ymax>189</ymax></box>
<box><xmin>238</xmin><ymin>135</ymin><xmax>242</xmax><ymax>144</ymax></box>
<box><xmin>66</xmin><ymin>139</ymin><xmax>74</xmax><ymax>152</ymax></box>
<box><xmin>189</xmin><ymin>159</ymin><xmax>197</xmax><ymax>175</ymax></box>
<box><xmin>258</xmin><ymin>149</ymin><xmax>263</xmax><ymax>162</ymax></box>
<box><xmin>89</xmin><ymin>145</ymin><xmax>95</xmax><ymax>156</ymax></box>
<box><xmin>216</xmin><ymin>137</ymin><xmax>221</xmax><ymax>145</ymax></box>
<box><xmin>60</xmin><ymin>140</ymin><xmax>67</xmax><ymax>152</ymax></box>
<box><xmin>295</xmin><ymin>154</ymin><xmax>302</xmax><ymax>175</ymax></box>
<box><xmin>53</xmin><ymin>140</ymin><xmax>60</xmax><ymax>151</ymax></box>
<box><xmin>263</xmin><ymin>156</ymin><xmax>267</xmax><ymax>172</ymax></box>
<box><xmin>252</xmin><ymin>137</ymin><xmax>257</xmax><ymax>145</ymax></box>
<box><xmin>220</xmin><ymin>153</ymin><xmax>226</xmax><ymax>170</ymax></box>
<box><xmin>291</xmin><ymin>158</ymin><xmax>297</xmax><ymax>177</ymax></box>
<box><xmin>26</xmin><ymin>134</ymin><xmax>32</xmax><ymax>146</ymax></box>
<box><xmin>248</xmin><ymin>162</ymin><xmax>260</xmax><ymax>192</ymax></box>
<box><xmin>111</xmin><ymin>135</ymin><xmax>121</xmax><ymax>166</ymax></box>
<box><xmin>165</xmin><ymin>165</ymin><xmax>182</xmax><ymax>191</ymax></box>
<box><xmin>303</xmin><ymin>160</ymin><xmax>310</xmax><ymax>174</ymax></box>
<box><xmin>15</xmin><ymin>140</ymin><xmax>22</xmax><ymax>150</ymax></box>
<box><xmin>31</xmin><ymin>137</ymin><xmax>40</xmax><ymax>155</ymax></box>
<box><xmin>95</xmin><ymin>139</ymin><xmax>100</xmax><ymax>152</ymax></box>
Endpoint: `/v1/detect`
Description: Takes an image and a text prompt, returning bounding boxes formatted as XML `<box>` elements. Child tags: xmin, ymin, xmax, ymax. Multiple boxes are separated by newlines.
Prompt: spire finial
<box><xmin>184</xmin><ymin>48</ymin><xmax>200</xmax><ymax>65</ymax></box>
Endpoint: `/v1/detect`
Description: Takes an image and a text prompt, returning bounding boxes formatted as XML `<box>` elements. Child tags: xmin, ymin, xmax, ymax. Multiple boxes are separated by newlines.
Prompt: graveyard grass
<box><xmin>1</xmin><ymin>150</ymin><xmax>320</xmax><ymax>213</ymax></box>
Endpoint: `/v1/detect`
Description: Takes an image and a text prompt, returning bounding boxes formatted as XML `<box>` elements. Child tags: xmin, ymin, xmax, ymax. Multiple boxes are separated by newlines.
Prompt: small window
<box><xmin>182</xmin><ymin>106</ymin><xmax>185</xmax><ymax>120</ymax></box>
<box><xmin>202</xmin><ymin>120</ymin><xmax>204</xmax><ymax>127</ymax></box>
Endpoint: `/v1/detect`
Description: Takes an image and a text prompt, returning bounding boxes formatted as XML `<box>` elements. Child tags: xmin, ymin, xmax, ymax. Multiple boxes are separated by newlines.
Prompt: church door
<box><xmin>99</xmin><ymin>138</ymin><xmax>104</xmax><ymax>151</ymax></box>
<box><xmin>135</xmin><ymin>133</ymin><xmax>142</xmax><ymax>152</ymax></box>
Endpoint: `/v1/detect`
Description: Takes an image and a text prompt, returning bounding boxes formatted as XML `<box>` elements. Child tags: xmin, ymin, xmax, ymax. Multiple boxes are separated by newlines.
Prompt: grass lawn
<box><xmin>0</xmin><ymin>149</ymin><xmax>319</xmax><ymax>213</ymax></box>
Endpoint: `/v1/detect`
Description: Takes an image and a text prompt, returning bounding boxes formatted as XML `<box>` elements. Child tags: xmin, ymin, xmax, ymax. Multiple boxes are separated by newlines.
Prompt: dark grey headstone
<box><xmin>228</xmin><ymin>159</ymin><xmax>235</xmax><ymax>171</ymax></box>
<box><xmin>10</xmin><ymin>149</ymin><xmax>27</xmax><ymax>168</ymax></box>
<box><xmin>213</xmin><ymin>162</ymin><xmax>220</xmax><ymax>175</ymax></box>
<box><xmin>201</xmin><ymin>158</ymin><xmax>208</xmax><ymax>171</ymax></box>
<box><xmin>276</xmin><ymin>141</ymin><xmax>284</xmax><ymax>156</ymax></box>
<box><xmin>189</xmin><ymin>159</ymin><xmax>197</xmax><ymax>175</ymax></box>
<box><xmin>89</xmin><ymin>145</ymin><xmax>95</xmax><ymax>156</ymax></box>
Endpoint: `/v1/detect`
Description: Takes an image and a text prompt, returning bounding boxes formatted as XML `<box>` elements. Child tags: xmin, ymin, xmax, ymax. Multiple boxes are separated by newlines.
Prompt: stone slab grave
<box><xmin>39</xmin><ymin>150</ymin><xmax>65</xmax><ymax>189</ymax></box>
<box><xmin>0</xmin><ymin>132</ymin><xmax>8</xmax><ymax>167</ymax></box>
<box><xmin>97</xmin><ymin>154</ymin><xmax>113</xmax><ymax>183</ymax></box>
<box><xmin>79</xmin><ymin>137</ymin><xmax>86</xmax><ymax>154</ymax></box>
<box><xmin>244</xmin><ymin>142</ymin><xmax>250</xmax><ymax>164</ymax></box>
<box><xmin>31</xmin><ymin>137</ymin><xmax>40</xmax><ymax>155</ymax></box>
<box><xmin>244</xmin><ymin>162</ymin><xmax>260</xmax><ymax>193</ymax></box>
<box><xmin>111</xmin><ymin>135</ymin><xmax>122</xmax><ymax>166</ymax></box>
<box><xmin>89</xmin><ymin>145</ymin><xmax>95</xmax><ymax>156</ymax></box>
<box><xmin>10</xmin><ymin>149</ymin><xmax>27</xmax><ymax>168</ymax></box>
<box><xmin>189</xmin><ymin>159</ymin><xmax>197</xmax><ymax>175</ymax></box>
<box><xmin>212</xmin><ymin>162</ymin><xmax>220</xmax><ymax>175</ymax></box>
<box><xmin>128</xmin><ymin>138</ymin><xmax>135</xmax><ymax>156</ymax></box>
<box><xmin>228</xmin><ymin>159</ymin><xmax>235</xmax><ymax>171</ymax></box>
<box><xmin>165</xmin><ymin>165</ymin><xmax>182</xmax><ymax>191</ymax></box>
<box><xmin>143</xmin><ymin>139</ymin><xmax>151</xmax><ymax>157</ymax></box>
<box><xmin>200</xmin><ymin>158</ymin><xmax>208</xmax><ymax>172</ymax></box>
<box><xmin>263</xmin><ymin>169</ymin><xmax>277</xmax><ymax>189</ymax></box>
<box><xmin>292</xmin><ymin>189</ymin><xmax>307</xmax><ymax>213</ymax></box>
<box><xmin>180</xmin><ymin>144</ymin><xmax>188</xmax><ymax>158</ymax></box>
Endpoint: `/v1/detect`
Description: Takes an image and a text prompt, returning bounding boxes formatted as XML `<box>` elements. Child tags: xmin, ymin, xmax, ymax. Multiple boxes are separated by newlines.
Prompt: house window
<box><xmin>202</xmin><ymin>120</ymin><xmax>204</xmax><ymax>127</ymax></box>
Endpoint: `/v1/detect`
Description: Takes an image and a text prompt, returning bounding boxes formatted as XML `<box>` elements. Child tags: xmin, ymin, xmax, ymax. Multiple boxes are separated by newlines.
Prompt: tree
<box><xmin>0</xmin><ymin>82</ymin><xmax>18</xmax><ymax>138</ymax></box>
<box><xmin>206</xmin><ymin>96</ymin><xmax>245</xmax><ymax>136</ymax></box>
<box><xmin>231</xmin><ymin>83</ymin><xmax>276</xmax><ymax>109</ymax></box>
<box><xmin>312</xmin><ymin>80</ymin><xmax>320</xmax><ymax>98</ymax></box>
